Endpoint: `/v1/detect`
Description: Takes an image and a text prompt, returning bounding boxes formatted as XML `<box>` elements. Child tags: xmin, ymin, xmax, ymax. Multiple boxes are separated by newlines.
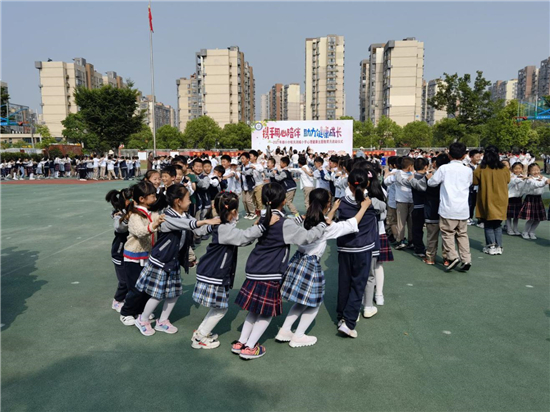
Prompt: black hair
<box><xmin>434</xmin><ymin>153</ymin><xmax>450</xmax><ymax>168</ymax></box>
<box><xmin>105</xmin><ymin>187</ymin><xmax>133</xmax><ymax>213</ymax></box>
<box><xmin>203</xmin><ymin>159</ymin><xmax>212</xmax><ymax>166</ymax></box>
<box><xmin>221</xmin><ymin>154</ymin><xmax>231</xmax><ymax>163</ymax></box>
<box><xmin>387</xmin><ymin>156</ymin><xmax>398</xmax><ymax>168</ymax></box>
<box><xmin>128</xmin><ymin>181</ymin><xmax>157</xmax><ymax>217</ymax></box>
<box><xmin>249</xmin><ymin>150</ymin><xmax>259</xmax><ymax>158</ymax></box>
<box><xmin>280</xmin><ymin>156</ymin><xmax>290</xmax><ymax>166</ymax></box>
<box><xmin>161</xmin><ymin>165</ymin><xmax>176</xmax><ymax>177</ymax></box>
<box><xmin>314</xmin><ymin>156</ymin><xmax>323</xmax><ymax>164</ymax></box>
<box><xmin>449</xmin><ymin>142</ymin><xmax>467</xmax><ymax>160</ymax></box>
<box><xmin>347</xmin><ymin>168</ymin><xmax>369</xmax><ymax>203</ymax></box>
<box><xmin>298</xmin><ymin>156</ymin><xmax>307</xmax><ymax>166</ymax></box>
<box><xmin>396</xmin><ymin>156</ymin><xmax>404</xmax><ymax>169</ymax></box>
<box><xmin>267</xmin><ymin>156</ymin><xmax>276</xmax><ymax>165</ymax></box>
<box><xmin>261</xmin><ymin>183</ymin><xmax>286</xmax><ymax>235</ymax></box>
<box><xmin>214</xmin><ymin>191</ymin><xmax>240</xmax><ymax>223</ymax></box>
<box><xmin>165</xmin><ymin>183</ymin><xmax>189</xmax><ymax>208</ymax></box>
<box><xmin>527</xmin><ymin>163</ymin><xmax>540</xmax><ymax>176</ymax></box>
<box><xmin>213</xmin><ymin>165</ymin><xmax>225</xmax><ymax>175</ymax></box>
<box><xmin>191</xmin><ymin>158</ymin><xmax>203</xmax><ymax>166</ymax></box>
<box><xmin>304</xmin><ymin>188</ymin><xmax>330</xmax><ymax>230</ymax></box>
<box><xmin>414</xmin><ymin>157</ymin><xmax>428</xmax><ymax>171</ymax></box>
<box><xmin>480</xmin><ymin>145</ymin><xmax>505</xmax><ymax>170</ymax></box>
<box><xmin>143</xmin><ymin>169</ymin><xmax>160</xmax><ymax>181</ymax></box>
<box><xmin>469</xmin><ymin>149</ymin><xmax>481</xmax><ymax>158</ymax></box>
<box><xmin>351</xmin><ymin>162</ymin><xmax>385</xmax><ymax>202</ymax></box>
<box><xmin>173</xmin><ymin>164</ymin><xmax>183</xmax><ymax>173</ymax></box>
<box><xmin>329</xmin><ymin>155</ymin><xmax>339</xmax><ymax>164</ymax></box>
<box><xmin>511</xmin><ymin>161</ymin><xmax>523</xmax><ymax>171</ymax></box>
<box><xmin>401</xmin><ymin>157</ymin><xmax>414</xmax><ymax>170</ymax></box>
<box><xmin>240</xmin><ymin>152</ymin><xmax>250</xmax><ymax>159</ymax></box>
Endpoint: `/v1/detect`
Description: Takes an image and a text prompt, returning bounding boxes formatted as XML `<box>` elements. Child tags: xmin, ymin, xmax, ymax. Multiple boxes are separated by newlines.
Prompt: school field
<box><xmin>1</xmin><ymin>180</ymin><xmax>549</xmax><ymax>412</ymax></box>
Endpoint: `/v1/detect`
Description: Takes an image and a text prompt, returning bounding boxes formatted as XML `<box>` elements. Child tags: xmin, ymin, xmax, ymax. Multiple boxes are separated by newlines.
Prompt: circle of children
<box><xmin>0</xmin><ymin>154</ymin><xmax>142</xmax><ymax>181</ymax></box>
<box><xmin>104</xmin><ymin>142</ymin><xmax>549</xmax><ymax>360</ymax></box>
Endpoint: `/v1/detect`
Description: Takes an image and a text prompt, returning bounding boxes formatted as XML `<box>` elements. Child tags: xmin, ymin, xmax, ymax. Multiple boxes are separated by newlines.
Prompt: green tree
<box><xmin>61</xmin><ymin>112</ymin><xmax>101</xmax><ymax>149</ymax></box>
<box><xmin>183</xmin><ymin>116</ymin><xmax>222</xmax><ymax>150</ymax></box>
<box><xmin>1</xmin><ymin>85</ymin><xmax>9</xmax><ymax>134</ymax></box>
<box><xmin>481</xmin><ymin>100</ymin><xmax>532</xmax><ymax>151</ymax></box>
<box><xmin>220</xmin><ymin>122</ymin><xmax>251</xmax><ymax>149</ymax></box>
<box><xmin>432</xmin><ymin>118</ymin><xmax>466</xmax><ymax>147</ymax></box>
<box><xmin>398</xmin><ymin>121</ymin><xmax>433</xmax><ymax>148</ymax></box>
<box><xmin>535</xmin><ymin>125</ymin><xmax>550</xmax><ymax>154</ymax></box>
<box><xmin>74</xmin><ymin>83</ymin><xmax>145</xmax><ymax>150</ymax></box>
<box><xmin>126</xmin><ymin>124</ymin><xmax>152</xmax><ymax>150</ymax></box>
<box><xmin>35</xmin><ymin>125</ymin><xmax>57</xmax><ymax>148</ymax></box>
<box><xmin>374</xmin><ymin>116</ymin><xmax>402</xmax><ymax>148</ymax></box>
<box><xmin>156</xmin><ymin>125</ymin><xmax>184</xmax><ymax>150</ymax></box>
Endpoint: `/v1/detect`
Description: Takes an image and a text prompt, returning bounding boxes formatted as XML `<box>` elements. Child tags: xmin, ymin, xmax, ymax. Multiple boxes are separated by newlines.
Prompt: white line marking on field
<box><xmin>76</xmin><ymin>237</ymin><xmax>82</xmax><ymax>240</ymax></box>
<box><xmin>1</xmin><ymin>229</ymin><xmax>112</xmax><ymax>277</ymax></box>
<box><xmin>407</xmin><ymin>283</ymin><xmax>413</xmax><ymax>286</ymax></box>
<box><xmin>525</xmin><ymin>285</ymin><xmax>534</xmax><ymax>288</ymax></box>
<box><xmin>478</xmin><ymin>257</ymin><xmax>484</xmax><ymax>259</ymax></box>
<box><xmin>0</xmin><ymin>324</ymin><xmax>5</xmax><ymax>328</ymax></box>
<box><xmin>443</xmin><ymin>331</ymin><xmax>452</xmax><ymax>335</ymax></box>
<box><xmin>5</xmin><ymin>237</ymin><xmax>11</xmax><ymax>240</ymax></box>
<box><xmin>71</xmin><ymin>282</ymin><xmax>80</xmax><ymax>285</ymax></box>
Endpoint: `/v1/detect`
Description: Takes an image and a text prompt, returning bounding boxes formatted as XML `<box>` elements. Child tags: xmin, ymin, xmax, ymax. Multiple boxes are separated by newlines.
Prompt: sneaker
<box><xmin>337</xmin><ymin>319</ymin><xmax>345</xmax><ymax>328</ymax></box>
<box><xmin>529</xmin><ymin>233</ymin><xmax>537</xmax><ymax>240</ymax></box>
<box><xmin>445</xmin><ymin>258</ymin><xmax>461</xmax><ymax>271</ymax></box>
<box><xmin>507</xmin><ymin>231</ymin><xmax>516</xmax><ymax>236</ymax></box>
<box><xmin>244</xmin><ymin>214</ymin><xmax>255</xmax><ymax>220</ymax></box>
<box><xmin>191</xmin><ymin>330</ymin><xmax>218</xmax><ymax>342</ymax></box>
<box><xmin>496</xmin><ymin>247</ymin><xmax>503</xmax><ymax>255</ymax></box>
<box><xmin>337</xmin><ymin>322</ymin><xmax>358</xmax><ymax>338</ymax></box>
<box><xmin>413</xmin><ymin>252</ymin><xmax>426</xmax><ymax>257</ymax></box>
<box><xmin>443</xmin><ymin>259</ymin><xmax>450</xmax><ymax>267</ymax></box>
<box><xmin>231</xmin><ymin>340</ymin><xmax>245</xmax><ymax>354</ymax></box>
<box><xmin>239</xmin><ymin>344</ymin><xmax>267</xmax><ymax>360</ymax></box>
<box><xmin>457</xmin><ymin>262</ymin><xmax>471</xmax><ymax>272</ymax></box>
<box><xmin>488</xmin><ymin>246</ymin><xmax>498</xmax><ymax>255</ymax></box>
<box><xmin>289</xmin><ymin>334</ymin><xmax>317</xmax><ymax>348</ymax></box>
<box><xmin>395</xmin><ymin>241</ymin><xmax>407</xmax><ymax>250</ymax></box>
<box><xmin>134</xmin><ymin>316</ymin><xmax>155</xmax><ymax>336</ymax></box>
<box><xmin>423</xmin><ymin>257</ymin><xmax>435</xmax><ymax>265</ymax></box>
<box><xmin>120</xmin><ymin>315</ymin><xmax>135</xmax><ymax>326</ymax></box>
<box><xmin>155</xmin><ymin>320</ymin><xmax>178</xmax><ymax>334</ymax></box>
<box><xmin>112</xmin><ymin>300</ymin><xmax>124</xmax><ymax>313</ymax></box>
<box><xmin>513</xmin><ymin>230</ymin><xmax>521</xmax><ymax>236</ymax></box>
<box><xmin>521</xmin><ymin>232</ymin><xmax>530</xmax><ymax>240</ymax></box>
<box><xmin>191</xmin><ymin>332</ymin><xmax>220</xmax><ymax>349</ymax></box>
<box><xmin>362</xmin><ymin>306</ymin><xmax>378</xmax><ymax>318</ymax></box>
<box><xmin>476</xmin><ymin>222</ymin><xmax>485</xmax><ymax>229</ymax></box>
<box><xmin>375</xmin><ymin>294</ymin><xmax>384</xmax><ymax>306</ymax></box>
<box><xmin>275</xmin><ymin>329</ymin><xmax>294</xmax><ymax>342</ymax></box>
<box><xmin>406</xmin><ymin>243</ymin><xmax>415</xmax><ymax>250</ymax></box>
<box><xmin>467</xmin><ymin>218</ymin><xmax>475</xmax><ymax>226</ymax></box>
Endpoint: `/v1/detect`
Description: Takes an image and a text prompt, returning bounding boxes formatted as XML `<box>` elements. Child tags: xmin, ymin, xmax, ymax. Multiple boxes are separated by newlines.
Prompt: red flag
<box><xmin>148</xmin><ymin>4</ymin><xmax>153</xmax><ymax>32</ymax></box>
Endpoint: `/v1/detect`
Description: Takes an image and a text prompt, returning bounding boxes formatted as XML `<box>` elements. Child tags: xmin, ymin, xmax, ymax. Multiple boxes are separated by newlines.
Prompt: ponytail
<box><xmin>348</xmin><ymin>168</ymin><xmax>368</xmax><ymax>203</ymax></box>
<box><xmin>214</xmin><ymin>191</ymin><xmax>240</xmax><ymax>223</ymax></box>
<box><xmin>304</xmin><ymin>189</ymin><xmax>329</xmax><ymax>230</ymax></box>
<box><xmin>260</xmin><ymin>183</ymin><xmax>286</xmax><ymax>235</ymax></box>
<box><xmin>127</xmin><ymin>181</ymin><xmax>156</xmax><ymax>218</ymax></box>
<box><xmin>105</xmin><ymin>187</ymin><xmax>133</xmax><ymax>213</ymax></box>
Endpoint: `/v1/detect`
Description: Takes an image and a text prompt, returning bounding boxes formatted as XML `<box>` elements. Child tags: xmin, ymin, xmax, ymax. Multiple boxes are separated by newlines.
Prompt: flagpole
<box><xmin>149</xmin><ymin>0</ymin><xmax>156</xmax><ymax>156</ymax></box>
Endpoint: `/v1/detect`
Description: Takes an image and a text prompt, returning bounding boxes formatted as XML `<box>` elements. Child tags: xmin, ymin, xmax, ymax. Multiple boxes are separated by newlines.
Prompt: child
<box><xmin>393</xmin><ymin>157</ymin><xmax>415</xmax><ymax>250</ymax></box>
<box><xmin>119</xmin><ymin>181</ymin><xmax>165</xmax><ymax>326</ymax></box>
<box><xmin>296</xmin><ymin>156</ymin><xmax>315</xmax><ymax>209</ymax></box>
<box><xmin>409</xmin><ymin>158</ymin><xmax>429</xmax><ymax>257</ymax></box>
<box><xmin>240</xmin><ymin>152</ymin><xmax>257</xmax><ymax>219</ymax></box>
<box><xmin>191</xmin><ymin>192</ymin><xmax>278</xmax><ymax>349</ymax></box>
<box><xmin>134</xmin><ymin>184</ymin><xmax>220</xmax><ymax>336</ymax></box>
<box><xmin>105</xmin><ymin>187</ymin><xmax>133</xmax><ymax>313</ymax></box>
<box><xmin>207</xmin><ymin>166</ymin><xmax>226</xmax><ymax>215</ymax></box>
<box><xmin>277</xmin><ymin>189</ymin><xmax>370</xmax><ymax>348</ymax></box>
<box><xmin>264</xmin><ymin>157</ymin><xmax>277</xmax><ymax>183</ymax></box>
<box><xmin>160</xmin><ymin>166</ymin><xmax>177</xmax><ymax>191</ymax></box>
<box><xmin>519</xmin><ymin>164</ymin><xmax>549</xmax><ymax>239</ymax></box>
<box><xmin>313</xmin><ymin>157</ymin><xmax>331</xmax><ymax>191</ymax></box>
<box><xmin>506</xmin><ymin>162</ymin><xmax>526</xmax><ymax>236</ymax></box>
<box><xmin>383</xmin><ymin>156</ymin><xmax>399</xmax><ymax>243</ymax></box>
<box><xmin>427</xmin><ymin>142</ymin><xmax>473</xmax><ymax>272</ymax></box>
<box><xmin>233</xmin><ymin>183</ymin><xmax>327</xmax><ymax>360</ymax></box>
<box><xmin>274</xmin><ymin>156</ymin><xmax>299</xmax><ymax>217</ymax></box>
<box><xmin>336</xmin><ymin>168</ymin><xmax>380</xmax><ymax>338</ymax></box>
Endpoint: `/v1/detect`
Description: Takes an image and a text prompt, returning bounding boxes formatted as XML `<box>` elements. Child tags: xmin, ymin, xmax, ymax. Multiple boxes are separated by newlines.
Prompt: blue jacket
<box><xmin>274</xmin><ymin>169</ymin><xmax>297</xmax><ymax>192</ymax></box>
<box><xmin>111</xmin><ymin>211</ymin><xmax>128</xmax><ymax>266</ymax></box>
<box><xmin>337</xmin><ymin>194</ymin><xmax>379</xmax><ymax>253</ymax></box>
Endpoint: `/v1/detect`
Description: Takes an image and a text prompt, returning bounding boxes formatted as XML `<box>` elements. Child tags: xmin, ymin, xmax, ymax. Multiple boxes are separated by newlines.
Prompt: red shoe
<box><xmin>239</xmin><ymin>344</ymin><xmax>266</xmax><ymax>360</ymax></box>
<box><xmin>443</xmin><ymin>259</ymin><xmax>450</xmax><ymax>267</ymax></box>
<box><xmin>231</xmin><ymin>340</ymin><xmax>245</xmax><ymax>355</ymax></box>
<box><xmin>423</xmin><ymin>258</ymin><xmax>435</xmax><ymax>265</ymax></box>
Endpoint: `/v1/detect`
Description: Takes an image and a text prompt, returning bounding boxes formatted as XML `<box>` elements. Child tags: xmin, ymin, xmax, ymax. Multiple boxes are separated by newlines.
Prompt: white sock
<box><xmin>245</xmin><ymin>315</ymin><xmax>272</xmax><ymax>348</ymax></box>
<box><xmin>238</xmin><ymin>312</ymin><xmax>259</xmax><ymax>344</ymax></box>
<box><xmin>374</xmin><ymin>262</ymin><xmax>384</xmax><ymax>296</ymax></box>
<box><xmin>141</xmin><ymin>297</ymin><xmax>161</xmax><ymax>322</ymax></box>
<box><xmin>198</xmin><ymin>308</ymin><xmax>228</xmax><ymax>336</ymax></box>
<box><xmin>506</xmin><ymin>218</ymin><xmax>512</xmax><ymax>231</ymax></box>
<box><xmin>281</xmin><ymin>303</ymin><xmax>306</xmax><ymax>332</ymax></box>
<box><xmin>294</xmin><ymin>306</ymin><xmax>321</xmax><ymax>339</ymax></box>
<box><xmin>524</xmin><ymin>220</ymin><xmax>533</xmax><ymax>234</ymax></box>
<box><xmin>528</xmin><ymin>221</ymin><xmax>540</xmax><ymax>234</ymax></box>
<box><xmin>159</xmin><ymin>297</ymin><xmax>178</xmax><ymax>322</ymax></box>
<box><xmin>512</xmin><ymin>218</ymin><xmax>519</xmax><ymax>232</ymax></box>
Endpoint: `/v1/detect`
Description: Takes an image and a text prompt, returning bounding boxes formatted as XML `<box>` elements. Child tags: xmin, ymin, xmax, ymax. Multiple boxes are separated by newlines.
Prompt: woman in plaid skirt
<box><xmin>134</xmin><ymin>184</ymin><xmax>220</xmax><ymax>337</ymax></box>
<box><xmin>519</xmin><ymin>164</ymin><xmax>550</xmax><ymax>240</ymax></box>
<box><xmin>191</xmin><ymin>192</ymin><xmax>279</xmax><ymax>350</ymax></box>
<box><xmin>506</xmin><ymin>162</ymin><xmax>527</xmax><ymax>236</ymax></box>
<box><xmin>233</xmin><ymin>183</ymin><xmax>327</xmax><ymax>360</ymax></box>
<box><xmin>277</xmin><ymin>188</ymin><xmax>371</xmax><ymax>348</ymax></box>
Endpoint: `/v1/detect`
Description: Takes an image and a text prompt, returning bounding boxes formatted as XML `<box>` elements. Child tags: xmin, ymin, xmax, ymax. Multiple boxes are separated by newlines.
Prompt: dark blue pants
<box><xmin>337</xmin><ymin>251</ymin><xmax>373</xmax><ymax>330</ymax></box>
<box><xmin>120</xmin><ymin>262</ymin><xmax>149</xmax><ymax>317</ymax></box>
<box><xmin>113</xmin><ymin>263</ymin><xmax>128</xmax><ymax>302</ymax></box>
<box><xmin>412</xmin><ymin>208</ymin><xmax>426</xmax><ymax>254</ymax></box>
<box><xmin>122</xmin><ymin>168</ymin><xmax>128</xmax><ymax>180</ymax></box>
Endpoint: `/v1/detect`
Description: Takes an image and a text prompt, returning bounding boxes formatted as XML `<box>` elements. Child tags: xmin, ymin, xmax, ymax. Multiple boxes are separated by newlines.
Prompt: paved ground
<box><xmin>1</xmin><ymin>180</ymin><xmax>549</xmax><ymax>412</ymax></box>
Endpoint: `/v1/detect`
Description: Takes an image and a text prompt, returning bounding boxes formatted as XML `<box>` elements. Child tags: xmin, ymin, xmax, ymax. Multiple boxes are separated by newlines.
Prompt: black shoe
<box><xmin>445</xmin><ymin>258</ymin><xmax>460</xmax><ymax>271</ymax></box>
<box><xmin>406</xmin><ymin>243</ymin><xmax>415</xmax><ymax>250</ymax></box>
<box><xmin>458</xmin><ymin>262</ymin><xmax>471</xmax><ymax>272</ymax></box>
<box><xmin>395</xmin><ymin>241</ymin><xmax>407</xmax><ymax>250</ymax></box>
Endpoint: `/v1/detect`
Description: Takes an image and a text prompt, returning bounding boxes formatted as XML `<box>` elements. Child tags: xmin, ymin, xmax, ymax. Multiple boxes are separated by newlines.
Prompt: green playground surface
<box><xmin>1</xmin><ymin>181</ymin><xmax>549</xmax><ymax>412</ymax></box>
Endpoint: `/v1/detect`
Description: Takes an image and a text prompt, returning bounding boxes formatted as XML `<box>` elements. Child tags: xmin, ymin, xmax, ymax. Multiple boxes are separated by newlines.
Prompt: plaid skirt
<box><xmin>281</xmin><ymin>251</ymin><xmax>324</xmax><ymax>307</ymax></box>
<box><xmin>235</xmin><ymin>279</ymin><xmax>282</xmax><ymax>317</ymax></box>
<box><xmin>192</xmin><ymin>280</ymin><xmax>230</xmax><ymax>309</ymax></box>
<box><xmin>507</xmin><ymin>197</ymin><xmax>523</xmax><ymax>219</ymax></box>
<box><xmin>377</xmin><ymin>234</ymin><xmax>394</xmax><ymax>262</ymax></box>
<box><xmin>135</xmin><ymin>261</ymin><xmax>182</xmax><ymax>300</ymax></box>
<box><xmin>518</xmin><ymin>195</ymin><xmax>547</xmax><ymax>221</ymax></box>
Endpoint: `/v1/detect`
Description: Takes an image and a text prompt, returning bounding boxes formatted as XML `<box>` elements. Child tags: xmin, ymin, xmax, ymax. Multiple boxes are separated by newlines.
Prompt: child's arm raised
<box><xmin>283</xmin><ymin>218</ymin><xmax>326</xmax><ymax>245</ymax></box>
<box><xmin>218</xmin><ymin>218</ymin><xmax>274</xmax><ymax>247</ymax></box>
<box><xmin>161</xmin><ymin>215</ymin><xmax>220</xmax><ymax>233</ymax></box>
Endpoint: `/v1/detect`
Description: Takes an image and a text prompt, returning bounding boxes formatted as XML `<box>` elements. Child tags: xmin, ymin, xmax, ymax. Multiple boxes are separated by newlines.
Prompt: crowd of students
<box><xmin>102</xmin><ymin>143</ymin><xmax>548</xmax><ymax>360</ymax></box>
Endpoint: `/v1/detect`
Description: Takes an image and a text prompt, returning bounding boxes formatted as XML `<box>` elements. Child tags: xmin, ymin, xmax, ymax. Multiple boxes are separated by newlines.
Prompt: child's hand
<box><xmin>326</xmin><ymin>199</ymin><xmax>341</xmax><ymax>224</ymax></box>
<box><xmin>206</xmin><ymin>217</ymin><xmax>221</xmax><ymax>226</ymax></box>
<box><xmin>408</xmin><ymin>175</ymin><xmax>414</xmax><ymax>181</ymax></box>
<box><xmin>361</xmin><ymin>197</ymin><xmax>372</xmax><ymax>209</ymax></box>
<box><xmin>152</xmin><ymin>214</ymin><xmax>165</xmax><ymax>230</ymax></box>
<box><xmin>269</xmin><ymin>214</ymin><xmax>280</xmax><ymax>226</ymax></box>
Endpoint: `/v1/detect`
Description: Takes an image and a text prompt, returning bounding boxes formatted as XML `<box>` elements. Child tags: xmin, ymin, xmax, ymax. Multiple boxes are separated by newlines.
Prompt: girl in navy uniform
<box><xmin>105</xmin><ymin>187</ymin><xmax>133</xmax><ymax>313</ymax></box>
<box><xmin>134</xmin><ymin>184</ymin><xmax>220</xmax><ymax>336</ymax></box>
<box><xmin>336</xmin><ymin>168</ymin><xmax>380</xmax><ymax>338</ymax></box>
<box><xmin>191</xmin><ymin>192</ymin><xmax>279</xmax><ymax>349</ymax></box>
<box><xmin>233</xmin><ymin>183</ymin><xmax>327</xmax><ymax>360</ymax></box>
<box><xmin>277</xmin><ymin>188</ymin><xmax>370</xmax><ymax>348</ymax></box>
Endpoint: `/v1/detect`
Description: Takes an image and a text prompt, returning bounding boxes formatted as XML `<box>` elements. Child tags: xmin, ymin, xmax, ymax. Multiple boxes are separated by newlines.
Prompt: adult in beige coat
<box><xmin>473</xmin><ymin>146</ymin><xmax>511</xmax><ymax>254</ymax></box>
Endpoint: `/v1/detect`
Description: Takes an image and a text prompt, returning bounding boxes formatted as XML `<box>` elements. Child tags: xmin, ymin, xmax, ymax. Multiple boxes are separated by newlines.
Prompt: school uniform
<box><xmin>336</xmin><ymin>190</ymin><xmax>379</xmax><ymax>330</ymax></box>
<box><xmin>274</xmin><ymin>168</ymin><xmax>298</xmax><ymax>215</ymax></box>
<box><xmin>196</xmin><ymin>173</ymin><xmax>211</xmax><ymax>218</ymax></box>
<box><xmin>264</xmin><ymin>167</ymin><xmax>277</xmax><ymax>183</ymax></box>
<box><xmin>111</xmin><ymin>212</ymin><xmax>129</xmax><ymax>302</ymax></box>
<box><xmin>120</xmin><ymin>160</ymin><xmax>128</xmax><ymax>180</ymax></box>
<box><xmin>376</xmin><ymin>189</ymin><xmax>394</xmax><ymax>263</ymax></box>
<box><xmin>297</xmin><ymin>166</ymin><xmax>315</xmax><ymax>209</ymax></box>
<box><xmin>235</xmin><ymin>210</ymin><xmax>326</xmax><ymax>317</ymax></box>
<box><xmin>313</xmin><ymin>168</ymin><xmax>331</xmax><ymax>191</ymax></box>
<box><xmin>240</xmin><ymin>165</ymin><xmax>256</xmax><ymax>215</ymax></box>
<box><xmin>507</xmin><ymin>175</ymin><xmax>525</xmax><ymax>218</ymax></box>
<box><xmin>193</xmin><ymin>222</ymin><xmax>265</xmax><ymax>309</ymax></box>
<box><xmin>410</xmin><ymin>172</ymin><xmax>427</xmax><ymax>254</ymax></box>
<box><xmin>518</xmin><ymin>178</ymin><xmax>548</xmax><ymax>221</ymax></box>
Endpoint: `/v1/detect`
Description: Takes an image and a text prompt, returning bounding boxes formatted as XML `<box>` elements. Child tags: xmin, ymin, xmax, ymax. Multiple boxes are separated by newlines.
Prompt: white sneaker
<box><xmin>488</xmin><ymin>246</ymin><xmax>498</xmax><ymax>255</ymax></box>
<box><xmin>467</xmin><ymin>219</ymin><xmax>475</xmax><ymax>226</ymax></box>
<box><xmin>521</xmin><ymin>232</ymin><xmax>530</xmax><ymax>240</ymax></box>
<box><xmin>476</xmin><ymin>222</ymin><xmax>485</xmax><ymax>228</ymax></box>
<box><xmin>120</xmin><ymin>315</ymin><xmax>135</xmax><ymax>326</ymax></box>
<box><xmin>191</xmin><ymin>332</ymin><xmax>220</xmax><ymax>349</ymax></box>
<box><xmin>513</xmin><ymin>230</ymin><xmax>521</xmax><ymax>236</ymax></box>
<box><xmin>191</xmin><ymin>330</ymin><xmax>218</xmax><ymax>342</ymax></box>
<box><xmin>337</xmin><ymin>319</ymin><xmax>345</xmax><ymax>328</ymax></box>
<box><xmin>289</xmin><ymin>334</ymin><xmax>317</xmax><ymax>348</ymax></box>
<box><xmin>337</xmin><ymin>322</ymin><xmax>358</xmax><ymax>338</ymax></box>
<box><xmin>529</xmin><ymin>233</ymin><xmax>537</xmax><ymax>240</ymax></box>
<box><xmin>375</xmin><ymin>294</ymin><xmax>384</xmax><ymax>306</ymax></box>
<box><xmin>496</xmin><ymin>247</ymin><xmax>503</xmax><ymax>255</ymax></box>
<box><xmin>111</xmin><ymin>300</ymin><xmax>124</xmax><ymax>313</ymax></box>
<box><xmin>362</xmin><ymin>306</ymin><xmax>378</xmax><ymax>318</ymax></box>
<box><xmin>275</xmin><ymin>328</ymin><xmax>294</xmax><ymax>342</ymax></box>
<box><xmin>506</xmin><ymin>231</ymin><xmax>516</xmax><ymax>236</ymax></box>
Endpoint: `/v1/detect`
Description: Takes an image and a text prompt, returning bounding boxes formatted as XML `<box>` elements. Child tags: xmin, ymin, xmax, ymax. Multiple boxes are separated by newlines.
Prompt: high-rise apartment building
<box><xmin>283</xmin><ymin>84</ymin><xmax>302</xmax><ymax>121</ymax></box>
<box><xmin>194</xmin><ymin>46</ymin><xmax>255</xmax><ymax>128</ymax></box>
<box><xmin>300</xmin><ymin>93</ymin><xmax>306</xmax><ymax>121</ymax></box>
<box><xmin>260</xmin><ymin>93</ymin><xmax>269</xmax><ymax>121</ymax></box>
<box><xmin>517</xmin><ymin>66</ymin><xmax>538</xmax><ymax>101</ymax></box>
<box><xmin>489</xmin><ymin>79</ymin><xmax>518</xmax><ymax>103</ymax></box>
<box><xmin>176</xmin><ymin>74</ymin><xmax>201</xmax><ymax>132</ymax></box>
<box><xmin>269</xmin><ymin>83</ymin><xmax>283</xmax><ymax>120</ymax></box>
<box><xmin>139</xmin><ymin>95</ymin><xmax>176</xmax><ymax>133</ymax></box>
<box><xmin>537</xmin><ymin>57</ymin><xmax>550</xmax><ymax>97</ymax></box>
<box><xmin>366</xmin><ymin>43</ymin><xmax>386</xmax><ymax>125</ymax></box>
<box><xmin>422</xmin><ymin>79</ymin><xmax>447</xmax><ymax>126</ymax></box>
<box><xmin>35</xmin><ymin>57</ymin><xmax>125</xmax><ymax>136</ymax></box>
<box><xmin>381</xmin><ymin>38</ymin><xmax>424</xmax><ymax>126</ymax></box>
<box><xmin>359</xmin><ymin>59</ymin><xmax>369</xmax><ymax>122</ymax></box>
<box><xmin>305</xmin><ymin>35</ymin><xmax>345</xmax><ymax>120</ymax></box>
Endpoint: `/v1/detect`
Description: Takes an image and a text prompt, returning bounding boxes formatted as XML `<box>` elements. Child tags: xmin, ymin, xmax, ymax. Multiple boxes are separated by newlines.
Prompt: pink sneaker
<box><xmin>155</xmin><ymin>320</ymin><xmax>178</xmax><ymax>334</ymax></box>
<box><xmin>135</xmin><ymin>316</ymin><xmax>155</xmax><ymax>336</ymax></box>
<box><xmin>111</xmin><ymin>300</ymin><xmax>124</xmax><ymax>313</ymax></box>
<box><xmin>231</xmin><ymin>340</ymin><xmax>245</xmax><ymax>354</ymax></box>
<box><xmin>239</xmin><ymin>344</ymin><xmax>267</xmax><ymax>360</ymax></box>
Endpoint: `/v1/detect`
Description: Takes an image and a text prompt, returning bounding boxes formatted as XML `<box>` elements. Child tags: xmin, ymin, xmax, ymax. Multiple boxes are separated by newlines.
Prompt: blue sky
<box><xmin>2</xmin><ymin>1</ymin><xmax>549</xmax><ymax>120</ymax></box>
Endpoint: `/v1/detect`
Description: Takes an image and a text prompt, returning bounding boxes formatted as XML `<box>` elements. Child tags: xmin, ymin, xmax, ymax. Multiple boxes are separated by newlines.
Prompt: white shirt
<box><xmin>524</xmin><ymin>177</ymin><xmax>548</xmax><ymax>195</ymax></box>
<box><xmin>107</xmin><ymin>160</ymin><xmax>114</xmax><ymax>170</ymax></box>
<box><xmin>508</xmin><ymin>175</ymin><xmax>525</xmax><ymax>198</ymax></box>
<box><xmin>427</xmin><ymin>160</ymin><xmax>473</xmax><ymax>220</ymax></box>
<box><xmin>297</xmin><ymin>218</ymin><xmax>358</xmax><ymax>258</ymax></box>
<box><xmin>383</xmin><ymin>173</ymin><xmax>397</xmax><ymax>209</ymax></box>
<box><xmin>297</xmin><ymin>166</ymin><xmax>314</xmax><ymax>189</ymax></box>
